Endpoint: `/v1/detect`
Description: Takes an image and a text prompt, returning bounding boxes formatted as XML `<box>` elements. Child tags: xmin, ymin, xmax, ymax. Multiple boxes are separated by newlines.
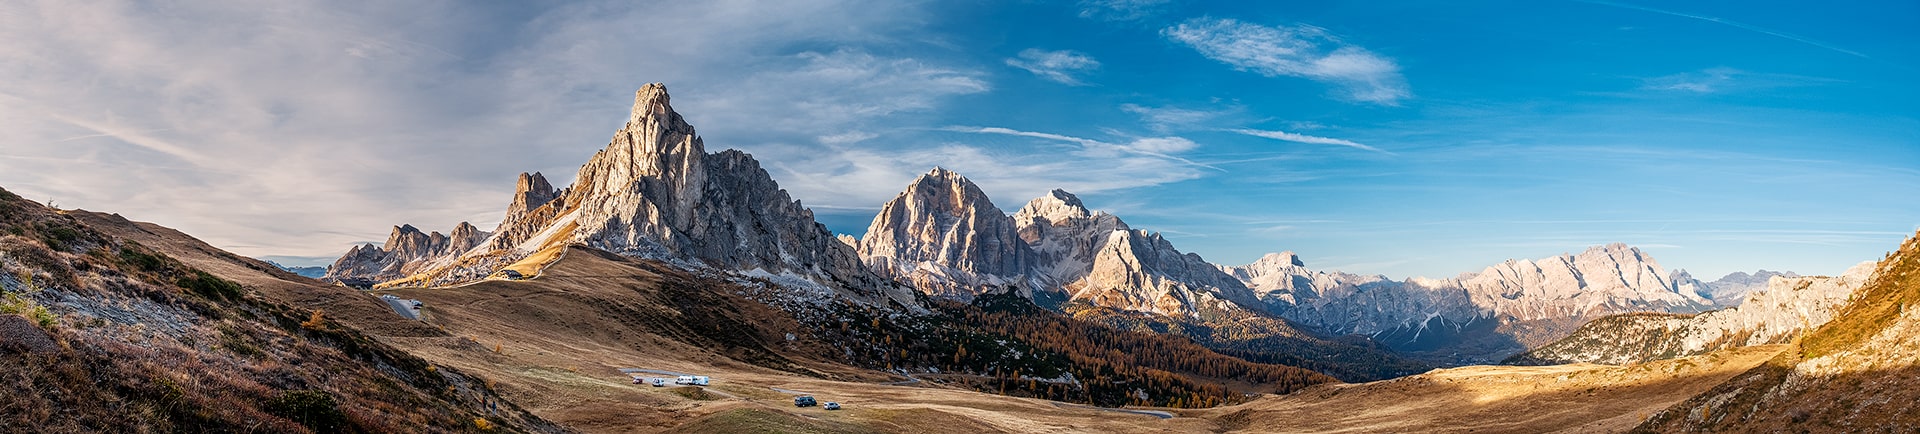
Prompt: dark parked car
<box><xmin>793</xmin><ymin>396</ymin><xmax>817</xmax><ymax>407</ymax></box>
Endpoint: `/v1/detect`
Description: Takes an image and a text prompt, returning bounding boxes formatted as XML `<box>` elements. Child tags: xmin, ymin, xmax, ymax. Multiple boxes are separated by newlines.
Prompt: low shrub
<box><xmin>177</xmin><ymin>270</ymin><xmax>243</xmax><ymax>301</ymax></box>
<box><xmin>267</xmin><ymin>390</ymin><xmax>347</xmax><ymax>432</ymax></box>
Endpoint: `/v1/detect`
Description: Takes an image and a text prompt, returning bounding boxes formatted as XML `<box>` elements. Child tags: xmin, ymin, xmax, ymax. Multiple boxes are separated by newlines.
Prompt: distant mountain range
<box><xmin>265</xmin><ymin>260</ymin><xmax>327</xmax><ymax>278</ymax></box>
<box><xmin>13</xmin><ymin>82</ymin><xmax>1915</xmax><ymax>432</ymax></box>
<box><xmin>326</xmin><ymin>83</ymin><xmax>913</xmax><ymax>308</ymax></box>
<box><xmin>1510</xmin><ymin>261</ymin><xmax>1870</xmax><ymax>365</ymax></box>
<box><xmin>318</xmin><ymin>83</ymin><xmax>1796</xmax><ymax>366</ymax></box>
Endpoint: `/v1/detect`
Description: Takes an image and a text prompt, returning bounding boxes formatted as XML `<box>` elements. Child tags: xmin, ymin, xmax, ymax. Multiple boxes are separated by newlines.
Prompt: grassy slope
<box><xmin>0</xmin><ymin>186</ymin><xmax>562</xmax><ymax>433</ymax></box>
<box><xmin>1633</xmin><ymin>231</ymin><xmax>1920</xmax><ymax>432</ymax></box>
<box><xmin>1196</xmin><ymin>344</ymin><xmax>1784</xmax><ymax>434</ymax></box>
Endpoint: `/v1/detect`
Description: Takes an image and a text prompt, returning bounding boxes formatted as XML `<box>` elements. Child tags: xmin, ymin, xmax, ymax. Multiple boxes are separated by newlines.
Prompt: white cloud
<box><xmin>0</xmin><ymin>0</ymin><xmax>981</xmax><ymax>265</ymax></box>
<box><xmin>1162</xmin><ymin>18</ymin><xmax>1410</xmax><ymax>104</ymax></box>
<box><xmin>818</xmin><ymin>130</ymin><xmax>879</xmax><ymax>145</ymax></box>
<box><xmin>1078</xmin><ymin>0</ymin><xmax>1174</xmax><ymax>21</ymax></box>
<box><xmin>1005</xmin><ymin>48</ymin><xmax>1101</xmax><ymax>86</ymax></box>
<box><xmin>1231</xmin><ymin>128</ymin><xmax>1391</xmax><ymax>154</ymax></box>
<box><xmin>1128</xmin><ymin>137</ymin><xmax>1200</xmax><ymax>153</ymax></box>
<box><xmin>958</xmin><ymin>127</ymin><xmax>1218</xmax><ymax>171</ymax></box>
<box><xmin>1644</xmin><ymin>67</ymin><xmax>1738</xmax><ymax>93</ymax></box>
<box><xmin>1640</xmin><ymin>67</ymin><xmax>1834</xmax><ymax>94</ymax></box>
<box><xmin>1120</xmin><ymin>103</ymin><xmax>1236</xmax><ymax>132</ymax></box>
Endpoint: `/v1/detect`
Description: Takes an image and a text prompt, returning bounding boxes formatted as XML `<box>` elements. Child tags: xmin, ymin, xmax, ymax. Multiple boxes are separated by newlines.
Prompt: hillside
<box><xmin>0</xmin><ymin>183</ymin><xmax>1338</xmax><ymax>432</ymax></box>
<box><xmin>1508</xmin><ymin>262</ymin><xmax>1871</xmax><ymax>366</ymax></box>
<box><xmin>0</xmin><ymin>187</ymin><xmax>560</xmax><ymax>432</ymax></box>
<box><xmin>1635</xmin><ymin>230</ymin><xmax>1920</xmax><ymax>432</ymax></box>
<box><xmin>1197</xmin><ymin>345</ymin><xmax>1785</xmax><ymax>433</ymax></box>
<box><xmin>371</xmin><ymin>244</ymin><xmax>1336</xmax><ymax>423</ymax></box>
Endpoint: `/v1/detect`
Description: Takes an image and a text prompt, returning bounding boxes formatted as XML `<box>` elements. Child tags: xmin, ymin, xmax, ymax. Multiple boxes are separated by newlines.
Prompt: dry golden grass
<box><xmin>1196</xmin><ymin>345</ymin><xmax>1786</xmax><ymax>434</ymax></box>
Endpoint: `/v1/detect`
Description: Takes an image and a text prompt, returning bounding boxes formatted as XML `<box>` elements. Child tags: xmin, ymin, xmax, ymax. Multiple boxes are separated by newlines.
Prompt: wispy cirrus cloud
<box><xmin>1005</xmin><ymin>48</ymin><xmax>1101</xmax><ymax>86</ymax></box>
<box><xmin>1576</xmin><ymin>0</ymin><xmax>1869</xmax><ymax>59</ymax></box>
<box><xmin>1163</xmin><ymin>18</ymin><xmax>1409</xmax><ymax>104</ymax></box>
<box><xmin>955</xmin><ymin>126</ymin><xmax>1221</xmax><ymax>171</ymax></box>
<box><xmin>1077</xmin><ymin>0</ymin><xmax>1174</xmax><ymax>21</ymax></box>
<box><xmin>1120</xmin><ymin>103</ymin><xmax>1238</xmax><ymax>132</ymax></box>
<box><xmin>1641</xmin><ymin>67</ymin><xmax>1837</xmax><ymax>94</ymax></box>
<box><xmin>1231</xmin><ymin>128</ymin><xmax>1390</xmax><ymax>154</ymax></box>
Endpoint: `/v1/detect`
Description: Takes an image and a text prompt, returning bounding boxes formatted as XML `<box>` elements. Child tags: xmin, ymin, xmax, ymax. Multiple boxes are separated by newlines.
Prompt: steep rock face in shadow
<box><xmin>856</xmin><ymin>168</ymin><xmax>1036</xmax><ymax>301</ymax></box>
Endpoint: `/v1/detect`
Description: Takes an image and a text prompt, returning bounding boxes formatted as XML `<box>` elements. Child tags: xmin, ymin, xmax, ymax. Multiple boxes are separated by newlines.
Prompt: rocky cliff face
<box><xmin>1510</xmin><ymin>261</ymin><xmax>1872</xmax><ymax>365</ymax></box>
<box><xmin>855</xmin><ymin>168</ymin><xmax>1035</xmax><ymax>300</ymax></box>
<box><xmin>328</xmin><ymin>84</ymin><xmax>913</xmax><ymax>307</ymax></box>
<box><xmin>1008</xmin><ymin>189</ymin><xmax>1258</xmax><ymax>317</ymax></box>
<box><xmin>482</xmin><ymin>172</ymin><xmax>568</xmax><ymax>252</ymax></box>
<box><xmin>1073</xmin><ymin>229</ymin><xmax>1262</xmax><ymax>316</ymax></box>
<box><xmin>323</xmin><ymin>222</ymin><xmax>489</xmax><ymax>284</ymax></box>
<box><xmin>1457</xmin><ymin>243</ymin><xmax>1711</xmax><ymax>320</ymax></box>
<box><xmin>1014</xmin><ymin>190</ymin><xmax>1128</xmax><ymax>288</ymax></box>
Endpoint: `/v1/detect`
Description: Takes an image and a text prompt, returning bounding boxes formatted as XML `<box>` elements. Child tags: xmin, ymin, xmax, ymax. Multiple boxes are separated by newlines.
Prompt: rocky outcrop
<box><xmin>1015</xmin><ymin>189</ymin><xmax>1130</xmax><ymax>289</ymax></box>
<box><xmin>1636</xmin><ymin>232</ymin><xmax>1920</xmax><ymax>432</ymax></box>
<box><xmin>323</xmin><ymin>222</ymin><xmax>490</xmax><ymax>284</ymax></box>
<box><xmin>333</xmin><ymin>84</ymin><xmax>913</xmax><ymax>307</ymax></box>
<box><xmin>1072</xmin><ymin>229</ymin><xmax>1261</xmax><ymax>316</ymax></box>
<box><xmin>855</xmin><ymin>168</ymin><xmax>1035</xmax><ymax>300</ymax></box>
<box><xmin>482</xmin><ymin>172</ymin><xmax>568</xmax><ymax>252</ymax></box>
<box><xmin>1510</xmin><ymin>261</ymin><xmax>1872</xmax><ymax>365</ymax></box>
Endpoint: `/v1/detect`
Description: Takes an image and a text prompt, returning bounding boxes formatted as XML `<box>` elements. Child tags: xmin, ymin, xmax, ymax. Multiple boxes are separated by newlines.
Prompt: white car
<box><xmin>823</xmin><ymin>402</ymin><xmax>841</xmax><ymax>410</ymax></box>
<box><xmin>650</xmin><ymin>378</ymin><xmax>667</xmax><ymax>387</ymax></box>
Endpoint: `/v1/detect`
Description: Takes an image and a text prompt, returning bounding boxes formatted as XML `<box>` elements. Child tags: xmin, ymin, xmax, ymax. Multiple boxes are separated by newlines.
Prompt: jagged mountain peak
<box><xmin>627</xmin><ymin>82</ymin><xmax>678</xmax><ymax>127</ymax></box>
<box><xmin>858</xmin><ymin>167</ymin><xmax>1032</xmax><ymax>300</ymax></box>
<box><xmin>1014</xmin><ymin>188</ymin><xmax>1094</xmax><ymax>223</ymax></box>
<box><xmin>511</xmin><ymin>172</ymin><xmax>559</xmax><ymax>212</ymax></box>
<box><xmin>905</xmin><ymin>166</ymin><xmax>987</xmax><ymax>198</ymax></box>
<box><xmin>1254</xmin><ymin>251</ymin><xmax>1307</xmax><ymax>268</ymax></box>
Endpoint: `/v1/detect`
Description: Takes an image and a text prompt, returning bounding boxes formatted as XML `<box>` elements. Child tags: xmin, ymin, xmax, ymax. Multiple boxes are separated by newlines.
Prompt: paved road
<box><xmin>381</xmin><ymin>297</ymin><xmax>420</xmax><ymax>320</ymax></box>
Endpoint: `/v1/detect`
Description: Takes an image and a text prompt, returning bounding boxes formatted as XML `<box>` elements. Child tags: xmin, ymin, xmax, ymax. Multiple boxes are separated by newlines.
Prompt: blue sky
<box><xmin>1</xmin><ymin>1</ymin><xmax>1914</xmax><ymax>279</ymax></box>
